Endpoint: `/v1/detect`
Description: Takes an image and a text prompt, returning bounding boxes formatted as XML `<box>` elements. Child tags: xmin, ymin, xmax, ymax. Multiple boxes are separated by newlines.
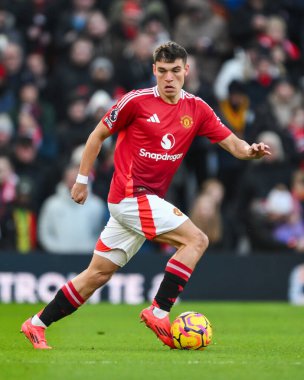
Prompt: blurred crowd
<box><xmin>1</xmin><ymin>0</ymin><xmax>304</xmax><ymax>255</ymax></box>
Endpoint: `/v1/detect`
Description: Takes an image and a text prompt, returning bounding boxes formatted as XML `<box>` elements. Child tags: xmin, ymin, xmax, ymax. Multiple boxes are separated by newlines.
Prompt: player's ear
<box><xmin>152</xmin><ymin>64</ymin><xmax>156</xmax><ymax>75</ymax></box>
<box><xmin>184</xmin><ymin>63</ymin><xmax>190</xmax><ymax>77</ymax></box>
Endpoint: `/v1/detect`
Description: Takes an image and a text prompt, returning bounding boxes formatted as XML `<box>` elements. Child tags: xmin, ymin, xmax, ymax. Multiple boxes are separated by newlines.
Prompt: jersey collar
<box><xmin>153</xmin><ymin>86</ymin><xmax>185</xmax><ymax>99</ymax></box>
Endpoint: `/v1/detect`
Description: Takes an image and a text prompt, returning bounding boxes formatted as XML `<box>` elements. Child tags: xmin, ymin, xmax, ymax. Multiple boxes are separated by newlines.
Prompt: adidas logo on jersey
<box><xmin>147</xmin><ymin>114</ymin><xmax>160</xmax><ymax>123</ymax></box>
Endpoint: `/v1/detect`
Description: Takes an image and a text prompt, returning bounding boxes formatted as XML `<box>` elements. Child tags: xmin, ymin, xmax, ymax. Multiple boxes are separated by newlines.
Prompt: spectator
<box><xmin>141</xmin><ymin>13</ymin><xmax>171</xmax><ymax>51</ymax></box>
<box><xmin>54</xmin><ymin>0</ymin><xmax>96</xmax><ymax>53</ymax></box>
<box><xmin>143</xmin><ymin>0</ymin><xmax>171</xmax><ymax>28</ymax></box>
<box><xmin>174</xmin><ymin>0</ymin><xmax>232</xmax><ymax>83</ymax></box>
<box><xmin>25</xmin><ymin>53</ymin><xmax>50</xmax><ymax>100</ymax></box>
<box><xmin>214</xmin><ymin>42</ymin><xmax>263</xmax><ymax>101</ymax></box>
<box><xmin>259</xmin><ymin>14</ymin><xmax>302</xmax><ymax>81</ymax></box>
<box><xmin>0</xmin><ymin>64</ymin><xmax>16</xmax><ymax>114</ymax></box>
<box><xmin>10</xmin><ymin>81</ymin><xmax>57</xmax><ymax>159</ymax></box>
<box><xmin>235</xmin><ymin>131</ymin><xmax>295</xmax><ymax>250</ymax></box>
<box><xmin>287</xmin><ymin>106</ymin><xmax>304</xmax><ymax>168</ymax></box>
<box><xmin>244</xmin><ymin>50</ymin><xmax>281</xmax><ymax>108</ymax></box>
<box><xmin>292</xmin><ymin>169</ymin><xmax>304</xmax><ymax>209</ymax></box>
<box><xmin>215</xmin><ymin>80</ymin><xmax>254</xmax><ymax>201</ymax></box>
<box><xmin>0</xmin><ymin>176</ymin><xmax>37</xmax><ymax>253</ymax></box>
<box><xmin>190</xmin><ymin>178</ymin><xmax>225</xmax><ymax>248</ymax></box>
<box><xmin>229</xmin><ymin>0</ymin><xmax>281</xmax><ymax>48</ymax></box>
<box><xmin>0</xmin><ymin>6</ymin><xmax>24</xmax><ymax>49</ymax></box>
<box><xmin>84</xmin><ymin>9</ymin><xmax>112</xmax><ymax>57</ymax></box>
<box><xmin>184</xmin><ymin>54</ymin><xmax>216</xmax><ymax>106</ymax></box>
<box><xmin>0</xmin><ymin>153</ymin><xmax>18</xmax><ymax>204</ymax></box>
<box><xmin>11</xmin><ymin>135</ymin><xmax>54</xmax><ymax>211</ymax></box>
<box><xmin>258</xmin><ymin>16</ymin><xmax>301</xmax><ymax>62</ymax></box>
<box><xmin>282</xmin><ymin>0</ymin><xmax>304</xmax><ymax>57</ymax></box>
<box><xmin>109</xmin><ymin>0</ymin><xmax>144</xmax><ymax>61</ymax></box>
<box><xmin>264</xmin><ymin>78</ymin><xmax>302</xmax><ymax>130</ymax></box>
<box><xmin>57</xmin><ymin>93</ymin><xmax>91</xmax><ymax>161</ymax></box>
<box><xmin>38</xmin><ymin>163</ymin><xmax>106</xmax><ymax>254</ymax></box>
<box><xmin>0</xmin><ymin>113</ymin><xmax>14</xmax><ymax>152</ymax></box>
<box><xmin>49</xmin><ymin>37</ymin><xmax>93</xmax><ymax>120</ymax></box>
<box><xmin>217</xmin><ymin>80</ymin><xmax>253</xmax><ymax>139</ymax></box>
<box><xmin>86</xmin><ymin>89</ymin><xmax>113</xmax><ymax>124</ymax></box>
<box><xmin>247</xmin><ymin>182</ymin><xmax>304</xmax><ymax>253</ymax></box>
<box><xmin>2</xmin><ymin>42</ymin><xmax>33</xmax><ymax>96</ymax></box>
<box><xmin>115</xmin><ymin>32</ymin><xmax>155</xmax><ymax>92</ymax></box>
<box><xmin>14</xmin><ymin>0</ymin><xmax>53</xmax><ymax>55</ymax></box>
<box><xmin>247</xmin><ymin>77</ymin><xmax>302</xmax><ymax>163</ymax></box>
<box><xmin>90</xmin><ymin>57</ymin><xmax>124</xmax><ymax>100</ymax></box>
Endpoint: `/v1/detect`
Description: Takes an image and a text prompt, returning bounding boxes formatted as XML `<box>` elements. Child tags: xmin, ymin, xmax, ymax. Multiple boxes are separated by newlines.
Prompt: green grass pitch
<box><xmin>1</xmin><ymin>302</ymin><xmax>303</xmax><ymax>380</ymax></box>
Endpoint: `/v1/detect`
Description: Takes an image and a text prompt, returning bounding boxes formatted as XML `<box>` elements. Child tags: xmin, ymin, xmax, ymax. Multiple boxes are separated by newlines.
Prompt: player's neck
<box><xmin>158</xmin><ymin>89</ymin><xmax>181</xmax><ymax>104</ymax></box>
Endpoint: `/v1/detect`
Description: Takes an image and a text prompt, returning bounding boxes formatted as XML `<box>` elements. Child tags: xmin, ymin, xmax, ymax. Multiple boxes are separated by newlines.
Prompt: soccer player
<box><xmin>21</xmin><ymin>41</ymin><xmax>271</xmax><ymax>349</ymax></box>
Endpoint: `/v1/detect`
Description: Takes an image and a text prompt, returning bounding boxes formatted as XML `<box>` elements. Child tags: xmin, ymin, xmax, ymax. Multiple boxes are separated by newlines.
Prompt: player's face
<box><xmin>153</xmin><ymin>59</ymin><xmax>189</xmax><ymax>104</ymax></box>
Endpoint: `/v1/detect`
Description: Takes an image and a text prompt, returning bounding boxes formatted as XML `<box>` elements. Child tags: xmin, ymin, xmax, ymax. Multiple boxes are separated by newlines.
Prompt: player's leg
<box><xmin>152</xmin><ymin>218</ymin><xmax>208</xmax><ymax>311</ymax></box>
<box><xmin>140</xmin><ymin>218</ymin><xmax>208</xmax><ymax>348</ymax></box>
<box><xmin>35</xmin><ymin>254</ymin><xmax>119</xmax><ymax>325</ymax></box>
<box><xmin>21</xmin><ymin>254</ymin><xmax>120</xmax><ymax>349</ymax></box>
<box><xmin>107</xmin><ymin>195</ymin><xmax>207</xmax><ymax>348</ymax></box>
<box><xmin>21</xmin><ymin>215</ymin><xmax>145</xmax><ymax>349</ymax></box>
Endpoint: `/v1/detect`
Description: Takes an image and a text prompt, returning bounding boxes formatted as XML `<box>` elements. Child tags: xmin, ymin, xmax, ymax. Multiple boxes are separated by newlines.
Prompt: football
<box><xmin>171</xmin><ymin>311</ymin><xmax>212</xmax><ymax>350</ymax></box>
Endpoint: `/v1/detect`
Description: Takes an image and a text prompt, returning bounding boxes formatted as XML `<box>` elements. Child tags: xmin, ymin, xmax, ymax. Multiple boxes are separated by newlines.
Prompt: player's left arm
<box><xmin>218</xmin><ymin>133</ymin><xmax>271</xmax><ymax>160</ymax></box>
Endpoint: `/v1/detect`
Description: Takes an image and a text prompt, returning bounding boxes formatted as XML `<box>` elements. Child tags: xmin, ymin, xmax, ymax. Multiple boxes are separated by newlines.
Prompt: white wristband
<box><xmin>76</xmin><ymin>174</ymin><xmax>89</xmax><ymax>185</ymax></box>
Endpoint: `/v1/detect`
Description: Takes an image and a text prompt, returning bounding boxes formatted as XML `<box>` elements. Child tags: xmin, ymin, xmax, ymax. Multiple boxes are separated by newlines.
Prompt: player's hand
<box><xmin>71</xmin><ymin>182</ymin><xmax>88</xmax><ymax>205</ymax></box>
<box><xmin>247</xmin><ymin>142</ymin><xmax>271</xmax><ymax>159</ymax></box>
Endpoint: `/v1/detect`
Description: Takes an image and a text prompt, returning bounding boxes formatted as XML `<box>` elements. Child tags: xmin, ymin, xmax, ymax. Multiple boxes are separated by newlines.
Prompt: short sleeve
<box><xmin>102</xmin><ymin>91</ymin><xmax>137</xmax><ymax>134</ymax></box>
<box><xmin>196</xmin><ymin>99</ymin><xmax>232</xmax><ymax>143</ymax></box>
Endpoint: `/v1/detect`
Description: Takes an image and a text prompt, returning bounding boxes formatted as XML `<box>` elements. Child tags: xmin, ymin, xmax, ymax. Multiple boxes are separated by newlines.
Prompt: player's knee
<box><xmin>192</xmin><ymin>229</ymin><xmax>209</xmax><ymax>256</ymax></box>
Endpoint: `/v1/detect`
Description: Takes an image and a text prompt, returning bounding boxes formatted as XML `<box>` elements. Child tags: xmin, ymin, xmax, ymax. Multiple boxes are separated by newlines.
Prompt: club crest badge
<box><xmin>173</xmin><ymin>207</ymin><xmax>183</xmax><ymax>216</ymax></box>
<box><xmin>180</xmin><ymin>115</ymin><xmax>193</xmax><ymax>129</ymax></box>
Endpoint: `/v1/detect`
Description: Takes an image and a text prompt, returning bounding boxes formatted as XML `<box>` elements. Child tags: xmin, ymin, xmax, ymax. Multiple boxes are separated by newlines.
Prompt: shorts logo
<box><xmin>173</xmin><ymin>207</ymin><xmax>183</xmax><ymax>216</ymax></box>
<box><xmin>180</xmin><ymin>115</ymin><xmax>193</xmax><ymax>129</ymax></box>
<box><xmin>161</xmin><ymin>134</ymin><xmax>175</xmax><ymax>150</ymax></box>
<box><xmin>110</xmin><ymin>108</ymin><xmax>119</xmax><ymax>122</ymax></box>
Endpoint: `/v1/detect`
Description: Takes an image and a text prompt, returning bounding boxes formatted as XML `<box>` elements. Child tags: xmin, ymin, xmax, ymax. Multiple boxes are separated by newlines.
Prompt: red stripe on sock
<box><xmin>137</xmin><ymin>195</ymin><xmax>156</xmax><ymax>239</ymax></box>
<box><xmin>62</xmin><ymin>285</ymin><xmax>79</xmax><ymax>308</ymax></box>
<box><xmin>168</xmin><ymin>258</ymin><xmax>193</xmax><ymax>275</ymax></box>
<box><xmin>67</xmin><ymin>281</ymin><xmax>84</xmax><ymax>304</ymax></box>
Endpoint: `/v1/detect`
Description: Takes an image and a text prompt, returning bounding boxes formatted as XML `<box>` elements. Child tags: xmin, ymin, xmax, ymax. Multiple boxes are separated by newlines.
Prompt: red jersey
<box><xmin>102</xmin><ymin>86</ymin><xmax>231</xmax><ymax>203</ymax></box>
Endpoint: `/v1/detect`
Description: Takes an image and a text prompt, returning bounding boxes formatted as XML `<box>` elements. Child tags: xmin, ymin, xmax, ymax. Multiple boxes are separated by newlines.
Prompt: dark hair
<box><xmin>153</xmin><ymin>41</ymin><xmax>188</xmax><ymax>64</ymax></box>
<box><xmin>228</xmin><ymin>80</ymin><xmax>247</xmax><ymax>95</ymax></box>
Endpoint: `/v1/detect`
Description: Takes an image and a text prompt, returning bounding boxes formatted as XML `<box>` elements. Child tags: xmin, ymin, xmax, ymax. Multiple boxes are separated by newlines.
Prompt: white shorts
<box><xmin>94</xmin><ymin>194</ymin><xmax>188</xmax><ymax>267</ymax></box>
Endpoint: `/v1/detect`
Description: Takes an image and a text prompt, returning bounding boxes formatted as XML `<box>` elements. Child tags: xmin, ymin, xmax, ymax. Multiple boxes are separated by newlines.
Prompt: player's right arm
<box><xmin>71</xmin><ymin>121</ymin><xmax>111</xmax><ymax>205</ymax></box>
<box><xmin>71</xmin><ymin>90</ymin><xmax>137</xmax><ymax>204</ymax></box>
